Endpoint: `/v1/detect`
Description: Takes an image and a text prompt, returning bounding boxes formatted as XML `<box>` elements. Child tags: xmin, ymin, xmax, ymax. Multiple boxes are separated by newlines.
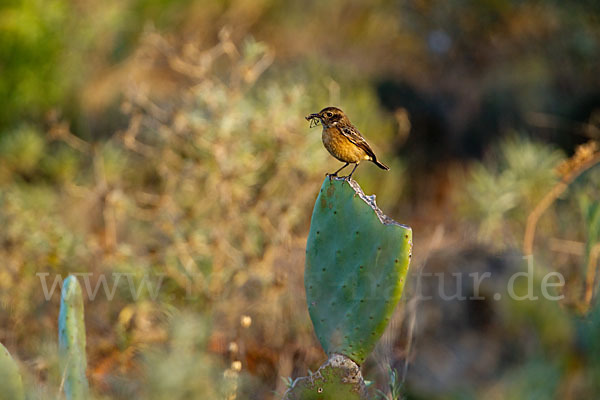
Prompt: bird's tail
<box><xmin>372</xmin><ymin>158</ymin><xmax>390</xmax><ymax>170</ymax></box>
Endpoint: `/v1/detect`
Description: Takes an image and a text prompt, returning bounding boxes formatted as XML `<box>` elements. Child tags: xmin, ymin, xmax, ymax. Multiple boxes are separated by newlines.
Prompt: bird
<box><xmin>306</xmin><ymin>106</ymin><xmax>389</xmax><ymax>179</ymax></box>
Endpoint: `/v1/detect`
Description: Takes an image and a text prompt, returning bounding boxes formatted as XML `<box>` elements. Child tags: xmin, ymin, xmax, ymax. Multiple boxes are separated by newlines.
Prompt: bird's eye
<box><xmin>326</xmin><ymin>112</ymin><xmax>333</xmax><ymax>117</ymax></box>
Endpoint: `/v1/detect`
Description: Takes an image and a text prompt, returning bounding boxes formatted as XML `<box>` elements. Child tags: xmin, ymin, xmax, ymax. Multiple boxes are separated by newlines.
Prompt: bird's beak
<box><xmin>306</xmin><ymin>113</ymin><xmax>322</xmax><ymax>128</ymax></box>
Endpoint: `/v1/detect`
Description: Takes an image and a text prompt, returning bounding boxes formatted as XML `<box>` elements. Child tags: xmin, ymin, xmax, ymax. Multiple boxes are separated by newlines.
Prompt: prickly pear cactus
<box><xmin>59</xmin><ymin>275</ymin><xmax>89</xmax><ymax>400</ymax></box>
<box><xmin>0</xmin><ymin>342</ymin><xmax>24</xmax><ymax>400</ymax></box>
<box><xmin>283</xmin><ymin>354</ymin><xmax>367</xmax><ymax>400</ymax></box>
<box><xmin>305</xmin><ymin>177</ymin><xmax>412</xmax><ymax>364</ymax></box>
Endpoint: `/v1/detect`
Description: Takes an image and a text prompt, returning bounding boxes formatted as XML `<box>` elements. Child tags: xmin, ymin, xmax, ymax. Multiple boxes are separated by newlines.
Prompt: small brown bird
<box><xmin>306</xmin><ymin>106</ymin><xmax>389</xmax><ymax>178</ymax></box>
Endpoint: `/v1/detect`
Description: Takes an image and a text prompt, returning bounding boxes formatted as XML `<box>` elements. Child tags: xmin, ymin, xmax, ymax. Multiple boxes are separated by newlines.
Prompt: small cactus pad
<box><xmin>283</xmin><ymin>354</ymin><xmax>367</xmax><ymax>399</ymax></box>
<box><xmin>59</xmin><ymin>275</ymin><xmax>89</xmax><ymax>400</ymax></box>
<box><xmin>305</xmin><ymin>177</ymin><xmax>412</xmax><ymax>364</ymax></box>
<box><xmin>0</xmin><ymin>343</ymin><xmax>24</xmax><ymax>400</ymax></box>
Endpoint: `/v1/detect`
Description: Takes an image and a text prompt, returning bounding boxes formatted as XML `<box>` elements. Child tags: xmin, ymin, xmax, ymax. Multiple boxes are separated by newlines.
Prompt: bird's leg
<box><xmin>327</xmin><ymin>162</ymin><xmax>350</xmax><ymax>178</ymax></box>
<box><xmin>346</xmin><ymin>163</ymin><xmax>360</xmax><ymax>180</ymax></box>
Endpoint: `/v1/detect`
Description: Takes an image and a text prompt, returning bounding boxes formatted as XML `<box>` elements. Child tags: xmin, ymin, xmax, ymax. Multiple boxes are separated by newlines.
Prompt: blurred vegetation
<box><xmin>1</xmin><ymin>0</ymin><xmax>600</xmax><ymax>399</ymax></box>
<box><xmin>460</xmin><ymin>136</ymin><xmax>565</xmax><ymax>243</ymax></box>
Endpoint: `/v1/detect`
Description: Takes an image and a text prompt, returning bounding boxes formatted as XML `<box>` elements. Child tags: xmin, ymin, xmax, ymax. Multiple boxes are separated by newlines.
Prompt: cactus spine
<box><xmin>59</xmin><ymin>275</ymin><xmax>89</xmax><ymax>400</ymax></box>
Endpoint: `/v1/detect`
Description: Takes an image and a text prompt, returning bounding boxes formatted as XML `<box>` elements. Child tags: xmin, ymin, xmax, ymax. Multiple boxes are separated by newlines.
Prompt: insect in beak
<box><xmin>306</xmin><ymin>113</ymin><xmax>321</xmax><ymax>128</ymax></box>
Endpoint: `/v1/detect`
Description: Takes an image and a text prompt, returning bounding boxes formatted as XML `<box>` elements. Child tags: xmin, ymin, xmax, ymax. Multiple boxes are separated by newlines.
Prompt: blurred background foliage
<box><xmin>1</xmin><ymin>0</ymin><xmax>600</xmax><ymax>399</ymax></box>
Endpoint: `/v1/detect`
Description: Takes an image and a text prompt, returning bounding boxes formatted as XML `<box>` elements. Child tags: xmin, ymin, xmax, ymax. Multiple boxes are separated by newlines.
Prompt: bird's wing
<box><xmin>337</xmin><ymin>125</ymin><xmax>376</xmax><ymax>159</ymax></box>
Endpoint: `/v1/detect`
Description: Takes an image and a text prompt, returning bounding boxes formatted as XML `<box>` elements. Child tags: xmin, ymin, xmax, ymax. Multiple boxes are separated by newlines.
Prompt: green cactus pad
<box><xmin>305</xmin><ymin>177</ymin><xmax>412</xmax><ymax>364</ymax></box>
<box><xmin>283</xmin><ymin>354</ymin><xmax>367</xmax><ymax>400</ymax></box>
<box><xmin>59</xmin><ymin>275</ymin><xmax>90</xmax><ymax>400</ymax></box>
<box><xmin>0</xmin><ymin>343</ymin><xmax>24</xmax><ymax>400</ymax></box>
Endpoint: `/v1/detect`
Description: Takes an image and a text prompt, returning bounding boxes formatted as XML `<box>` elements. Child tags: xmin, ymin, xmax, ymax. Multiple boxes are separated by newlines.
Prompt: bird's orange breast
<box><xmin>322</xmin><ymin>127</ymin><xmax>368</xmax><ymax>163</ymax></box>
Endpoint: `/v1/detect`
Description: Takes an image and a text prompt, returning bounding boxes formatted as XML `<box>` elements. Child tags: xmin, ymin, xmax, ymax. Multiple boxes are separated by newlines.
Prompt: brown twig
<box><xmin>523</xmin><ymin>144</ymin><xmax>600</xmax><ymax>256</ymax></box>
<box><xmin>48</xmin><ymin>121</ymin><xmax>91</xmax><ymax>153</ymax></box>
<box><xmin>523</xmin><ymin>141</ymin><xmax>600</xmax><ymax>312</ymax></box>
<box><xmin>584</xmin><ymin>242</ymin><xmax>600</xmax><ymax>309</ymax></box>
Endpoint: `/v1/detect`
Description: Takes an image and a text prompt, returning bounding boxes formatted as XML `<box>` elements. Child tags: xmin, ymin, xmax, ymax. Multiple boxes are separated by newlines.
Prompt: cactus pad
<box><xmin>59</xmin><ymin>275</ymin><xmax>89</xmax><ymax>400</ymax></box>
<box><xmin>0</xmin><ymin>343</ymin><xmax>24</xmax><ymax>400</ymax></box>
<box><xmin>305</xmin><ymin>177</ymin><xmax>412</xmax><ymax>364</ymax></box>
<box><xmin>283</xmin><ymin>354</ymin><xmax>367</xmax><ymax>399</ymax></box>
